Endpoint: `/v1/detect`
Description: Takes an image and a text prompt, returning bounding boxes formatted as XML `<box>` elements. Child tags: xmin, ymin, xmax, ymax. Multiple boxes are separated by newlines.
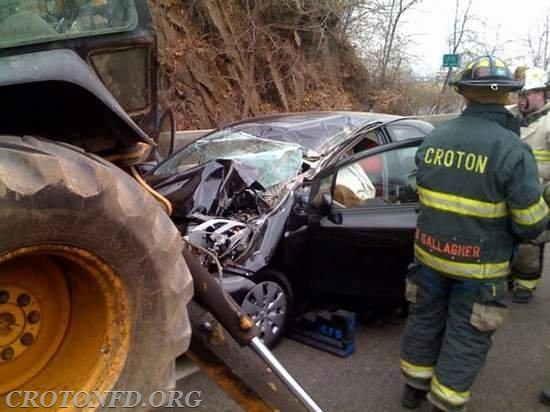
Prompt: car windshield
<box><xmin>153</xmin><ymin>130</ymin><xmax>304</xmax><ymax>189</ymax></box>
<box><xmin>0</xmin><ymin>0</ymin><xmax>137</xmax><ymax>49</ymax></box>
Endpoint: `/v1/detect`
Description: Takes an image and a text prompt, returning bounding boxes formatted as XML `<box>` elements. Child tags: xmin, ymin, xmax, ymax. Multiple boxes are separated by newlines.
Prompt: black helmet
<box><xmin>449</xmin><ymin>56</ymin><xmax>522</xmax><ymax>92</ymax></box>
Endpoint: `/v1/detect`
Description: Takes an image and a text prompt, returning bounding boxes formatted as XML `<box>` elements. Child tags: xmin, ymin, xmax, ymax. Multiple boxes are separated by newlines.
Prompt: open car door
<box><xmin>305</xmin><ymin>138</ymin><xmax>423</xmax><ymax>305</ymax></box>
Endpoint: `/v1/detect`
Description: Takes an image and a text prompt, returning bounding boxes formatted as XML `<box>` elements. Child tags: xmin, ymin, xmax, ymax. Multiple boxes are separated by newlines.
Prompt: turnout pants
<box><xmin>511</xmin><ymin>243</ymin><xmax>545</xmax><ymax>290</ymax></box>
<box><xmin>400</xmin><ymin>264</ymin><xmax>508</xmax><ymax>411</ymax></box>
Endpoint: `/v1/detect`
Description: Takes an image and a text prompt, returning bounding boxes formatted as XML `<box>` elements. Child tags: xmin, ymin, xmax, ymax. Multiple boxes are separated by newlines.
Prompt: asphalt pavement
<box><xmin>169</xmin><ymin>247</ymin><xmax>550</xmax><ymax>412</ymax></box>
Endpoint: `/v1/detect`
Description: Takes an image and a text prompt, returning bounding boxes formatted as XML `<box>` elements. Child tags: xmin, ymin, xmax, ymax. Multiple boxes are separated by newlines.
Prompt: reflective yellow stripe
<box><xmin>418</xmin><ymin>186</ymin><xmax>506</xmax><ymax>218</ymax></box>
<box><xmin>515</xmin><ymin>279</ymin><xmax>539</xmax><ymax>289</ymax></box>
<box><xmin>510</xmin><ymin>196</ymin><xmax>548</xmax><ymax>226</ymax></box>
<box><xmin>415</xmin><ymin>244</ymin><xmax>509</xmax><ymax>279</ymax></box>
<box><xmin>431</xmin><ymin>376</ymin><xmax>470</xmax><ymax>406</ymax></box>
<box><xmin>400</xmin><ymin>359</ymin><xmax>434</xmax><ymax>379</ymax></box>
<box><xmin>533</xmin><ymin>149</ymin><xmax>550</xmax><ymax>162</ymax></box>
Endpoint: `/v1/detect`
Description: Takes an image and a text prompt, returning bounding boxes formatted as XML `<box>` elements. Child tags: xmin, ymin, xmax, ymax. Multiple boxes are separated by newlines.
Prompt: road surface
<box><xmin>167</xmin><ymin>250</ymin><xmax>550</xmax><ymax>411</ymax></box>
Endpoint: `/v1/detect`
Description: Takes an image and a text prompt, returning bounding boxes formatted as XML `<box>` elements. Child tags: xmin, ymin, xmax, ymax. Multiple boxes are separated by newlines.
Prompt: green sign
<box><xmin>442</xmin><ymin>54</ymin><xmax>460</xmax><ymax>67</ymax></box>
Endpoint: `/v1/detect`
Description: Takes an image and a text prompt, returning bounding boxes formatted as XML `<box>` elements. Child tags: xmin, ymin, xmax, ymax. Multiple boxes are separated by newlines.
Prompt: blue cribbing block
<box><xmin>286</xmin><ymin>309</ymin><xmax>355</xmax><ymax>357</ymax></box>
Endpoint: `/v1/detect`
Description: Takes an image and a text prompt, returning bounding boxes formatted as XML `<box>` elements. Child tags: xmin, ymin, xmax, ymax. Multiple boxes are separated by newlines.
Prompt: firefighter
<box><xmin>400</xmin><ymin>56</ymin><xmax>548</xmax><ymax>412</ymax></box>
<box><xmin>508</xmin><ymin>66</ymin><xmax>550</xmax><ymax>303</ymax></box>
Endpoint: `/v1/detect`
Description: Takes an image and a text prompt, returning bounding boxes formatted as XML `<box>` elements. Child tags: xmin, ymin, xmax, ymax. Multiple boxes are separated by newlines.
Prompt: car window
<box><xmin>333</xmin><ymin>162</ymin><xmax>375</xmax><ymax>208</ymax></box>
<box><xmin>310</xmin><ymin>173</ymin><xmax>334</xmax><ymax>209</ymax></box>
<box><xmin>331</xmin><ymin>130</ymin><xmax>381</xmax><ymax>165</ymax></box>
<box><xmin>332</xmin><ymin>146</ymin><xmax>419</xmax><ymax>209</ymax></box>
<box><xmin>318</xmin><ymin>174</ymin><xmax>333</xmax><ymax>195</ymax></box>
<box><xmin>387</xmin><ymin>124</ymin><xmax>427</xmax><ymax>141</ymax></box>
<box><xmin>351</xmin><ymin>131</ymin><xmax>381</xmax><ymax>154</ymax></box>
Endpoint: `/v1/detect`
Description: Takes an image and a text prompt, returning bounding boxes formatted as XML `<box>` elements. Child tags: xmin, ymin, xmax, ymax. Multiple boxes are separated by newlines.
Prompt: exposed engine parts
<box><xmin>188</xmin><ymin>219</ymin><xmax>252</xmax><ymax>263</ymax></box>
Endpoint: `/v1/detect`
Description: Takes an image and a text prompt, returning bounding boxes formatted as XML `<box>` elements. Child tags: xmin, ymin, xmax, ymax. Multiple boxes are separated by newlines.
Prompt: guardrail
<box><xmin>174</xmin><ymin>130</ymin><xmax>213</xmax><ymax>150</ymax></box>
<box><xmin>414</xmin><ymin>113</ymin><xmax>459</xmax><ymax>127</ymax></box>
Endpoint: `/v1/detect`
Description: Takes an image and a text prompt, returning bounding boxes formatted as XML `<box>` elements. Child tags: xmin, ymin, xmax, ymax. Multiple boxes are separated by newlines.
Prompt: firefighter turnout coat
<box><xmin>415</xmin><ymin>103</ymin><xmax>548</xmax><ymax>280</ymax></box>
<box><xmin>507</xmin><ymin>102</ymin><xmax>550</xmax><ymax>288</ymax></box>
<box><xmin>509</xmin><ymin>101</ymin><xmax>550</xmax><ymax>183</ymax></box>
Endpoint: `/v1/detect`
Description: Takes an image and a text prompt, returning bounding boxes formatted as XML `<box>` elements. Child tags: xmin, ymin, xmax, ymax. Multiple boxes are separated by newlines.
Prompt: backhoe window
<box><xmin>0</xmin><ymin>0</ymin><xmax>137</xmax><ymax>49</ymax></box>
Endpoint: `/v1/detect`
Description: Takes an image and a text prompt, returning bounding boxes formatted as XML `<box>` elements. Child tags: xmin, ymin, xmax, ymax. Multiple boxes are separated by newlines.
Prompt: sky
<box><xmin>403</xmin><ymin>0</ymin><xmax>550</xmax><ymax>75</ymax></box>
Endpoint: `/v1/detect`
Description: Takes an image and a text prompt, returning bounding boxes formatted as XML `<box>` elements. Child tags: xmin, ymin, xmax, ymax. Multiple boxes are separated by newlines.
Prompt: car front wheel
<box><xmin>240</xmin><ymin>270</ymin><xmax>292</xmax><ymax>348</ymax></box>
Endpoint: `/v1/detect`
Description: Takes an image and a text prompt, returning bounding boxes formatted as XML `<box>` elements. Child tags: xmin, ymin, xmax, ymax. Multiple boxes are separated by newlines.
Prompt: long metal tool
<box><xmin>183</xmin><ymin>247</ymin><xmax>324</xmax><ymax>412</ymax></box>
<box><xmin>250</xmin><ymin>336</ymin><xmax>323</xmax><ymax>412</ymax></box>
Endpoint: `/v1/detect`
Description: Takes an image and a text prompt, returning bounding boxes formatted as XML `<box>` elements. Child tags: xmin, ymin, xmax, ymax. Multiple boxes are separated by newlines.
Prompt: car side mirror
<box><xmin>311</xmin><ymin>192</ymin><xmax>342</xmax><ymax>224</ymax></box>
<box><xmin>311</xmin><ymin>192</ymin><xmax>332</xmax><ymax>216</ymax></box>
<box><xmin>155</xmin><ymin>108</ymin><xmax>176</xmax><ymax>162</ymax></box>
<box><xmin>318</xmin><ymin>192</ymin><xmax>333</xmax><ymax>216</ymax></box>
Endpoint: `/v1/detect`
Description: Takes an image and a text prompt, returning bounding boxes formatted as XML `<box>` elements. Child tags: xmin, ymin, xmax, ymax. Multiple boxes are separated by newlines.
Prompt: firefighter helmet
<box><xmin>450</xmin><ymin>55</ymin><xmax>522</xmax><ymax>92</ymax></box>
<box><xmin>516</xmin><ymin>67</ymin><xmax>548</xmax><ymax>92</ymax></box>
<box><xmin>514</xmin><ymin>65</ymin><xmax>528</xmax><ymax>85</ymax></box>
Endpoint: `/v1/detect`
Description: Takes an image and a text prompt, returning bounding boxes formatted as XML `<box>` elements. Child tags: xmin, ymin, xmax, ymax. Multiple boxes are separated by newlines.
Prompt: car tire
<box><xmin>0</xmin><ymin>136</ymin><xmax>193</xmax><ymax>410</ymax></box>
<box><xmin>240</xmin><ymin>269</ymin><xmax>293</xmax><ymax>349</ymax></box>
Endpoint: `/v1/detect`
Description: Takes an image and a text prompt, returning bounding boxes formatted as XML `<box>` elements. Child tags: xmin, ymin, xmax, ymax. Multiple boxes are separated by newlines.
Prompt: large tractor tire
<box><xmin>0</xmin><ymin>136</ymin><xmax>193</xmax><ymax>410</ymax></box>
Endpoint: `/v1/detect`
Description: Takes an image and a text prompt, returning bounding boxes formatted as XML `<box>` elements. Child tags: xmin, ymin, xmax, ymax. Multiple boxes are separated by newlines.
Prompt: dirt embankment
<box><xmin>148</xmin><ymin>0</ymin><xmax>370</xmax><ymax>130</ymax></box>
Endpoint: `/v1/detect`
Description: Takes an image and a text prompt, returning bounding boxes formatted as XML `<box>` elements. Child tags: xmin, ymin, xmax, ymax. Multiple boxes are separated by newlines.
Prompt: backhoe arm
<box><xmin>183</xmin><ymin>248</ymin><xmax>322</xmax><ymax>412</ymax></box>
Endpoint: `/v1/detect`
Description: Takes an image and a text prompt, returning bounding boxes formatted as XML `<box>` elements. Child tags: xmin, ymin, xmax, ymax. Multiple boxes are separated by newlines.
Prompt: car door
<box><xmin>305</xmin><ymin>138</ymin><xmax>422</xmax><ymax>304</ymax></box>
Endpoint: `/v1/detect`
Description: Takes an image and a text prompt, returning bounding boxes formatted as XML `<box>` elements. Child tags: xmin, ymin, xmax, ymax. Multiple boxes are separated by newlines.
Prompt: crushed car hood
<box><xmin>146</xmin><ymin>159</ymin><xmax>266</xmax><ymax>219</ymax></box>
<box><xmin>147</xmin><ymin>157</ymin><xmax>295</xmax><ymax>273</ymax></box>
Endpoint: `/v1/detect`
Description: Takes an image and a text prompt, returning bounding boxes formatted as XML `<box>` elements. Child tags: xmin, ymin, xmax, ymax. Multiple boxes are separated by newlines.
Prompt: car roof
<box><xmin>228</xmin><ymin>111</ymin><xmax>398</xmax><ymax>127</ymax></box>
<box><xmin>208</xmin><ymin>111</ymin><xmax>401</xmax><ymax>153</ymax></box>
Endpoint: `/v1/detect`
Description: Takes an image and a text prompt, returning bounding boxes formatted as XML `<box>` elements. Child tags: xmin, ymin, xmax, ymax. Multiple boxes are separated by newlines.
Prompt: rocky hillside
<box><xmin>148</xmin><ymin>0</ymin><xmax>371</xmax><ymax>130</ymax></box>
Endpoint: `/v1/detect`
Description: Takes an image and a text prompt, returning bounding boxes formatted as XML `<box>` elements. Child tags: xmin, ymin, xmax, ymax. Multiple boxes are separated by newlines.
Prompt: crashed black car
<box><xmin>146</xmin><ymin>112</ymin><xmax>432</xmax><ymax>347</ymax></box>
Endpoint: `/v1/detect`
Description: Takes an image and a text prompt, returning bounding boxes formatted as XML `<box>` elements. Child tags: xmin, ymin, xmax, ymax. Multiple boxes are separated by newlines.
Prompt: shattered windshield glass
<box><xmin>153</xmin><ymin>130</ymin><xmax>304</xmax><ymax>189</ymax></box>
<box><xmin>0</xmin><ymin>0</ymin><xmax>138</xmax><ymax>49</ymax></box>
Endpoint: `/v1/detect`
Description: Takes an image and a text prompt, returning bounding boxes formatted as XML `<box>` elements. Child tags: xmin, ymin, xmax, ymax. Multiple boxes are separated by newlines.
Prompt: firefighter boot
<box><xmin>539</xmin><ymin>384</ymin><xmax>550</xmax><ymax>406</ymax></box>
<box><xmin>512</xmin><ymin>285</ymin><xmax>533</xmax><ymax>303</ymax></box>
<box><xmin>401</xmin><ymin>384</ymin><xmax>427</xmax><ymax>409</ymax></box>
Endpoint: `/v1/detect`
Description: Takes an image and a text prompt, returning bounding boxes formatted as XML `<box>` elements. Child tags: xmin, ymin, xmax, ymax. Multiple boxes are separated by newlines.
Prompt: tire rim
<box><xmin>0</xmin><ymin>245</ymin><xmax>130</xmax><ymax>409</ymax></box>
<box><xmin>241</xmin><ymin>281</ymin><xmax>287</xmax><ymax>344</ymax></box>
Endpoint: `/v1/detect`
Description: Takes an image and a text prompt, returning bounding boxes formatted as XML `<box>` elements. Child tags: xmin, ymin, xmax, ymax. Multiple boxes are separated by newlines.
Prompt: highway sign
<box><xmin>442</xmin><ymin>54</ymin><xmax>460</xmax><ymax>68</ymax></box>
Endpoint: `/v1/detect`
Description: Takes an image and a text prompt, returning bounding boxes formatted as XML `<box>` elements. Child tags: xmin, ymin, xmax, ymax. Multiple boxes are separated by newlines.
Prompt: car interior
<box><xmin>331</xmin><ymin>145</ymin><xmax>419</xmax><ymax>209</ymax></box>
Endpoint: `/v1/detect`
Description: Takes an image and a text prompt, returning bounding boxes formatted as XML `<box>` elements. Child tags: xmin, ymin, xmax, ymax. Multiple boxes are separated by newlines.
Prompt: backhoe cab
<box><xmin>0</xmin><ymin>0</ymin><xmax>163</xmax><ymax>163</ymax></box>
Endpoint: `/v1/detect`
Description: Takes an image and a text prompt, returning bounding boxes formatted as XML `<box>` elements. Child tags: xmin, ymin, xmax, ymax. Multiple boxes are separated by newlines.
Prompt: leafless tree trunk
<box><xmin>378</xmin><ymin>0</ymin><xmax>423</xmax><ymax>86</ymax></box>
<box><xmin>433</xmin><ymin>0</ymin><xmax>472</xmax><ymax>114</ymax></box>
<box><xmin>526</xmin><ymin>12</ymin><xmax>550</xmax><ymax>71</ymax></box>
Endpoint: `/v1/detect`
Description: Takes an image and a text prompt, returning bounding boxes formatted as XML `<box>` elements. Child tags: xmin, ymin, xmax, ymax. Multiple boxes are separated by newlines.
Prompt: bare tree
<box><xmin>526</xmin><ymin>12</ymin><xmax>550</xmax><ymax>71</ymax></box>
<box><xmin>376</xmin><ymin>0</ymin><xmax>423</xmax><ymax>85</ymax></box>
<box><xmin>433</xmin><ymin>0</ymin><xmax>473</xmax><ymax>114</ymax></box>
<box><xmin>343</xmin><ymin>0</ymin><xmax>423</xmax><ymax>85</ymax></box>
